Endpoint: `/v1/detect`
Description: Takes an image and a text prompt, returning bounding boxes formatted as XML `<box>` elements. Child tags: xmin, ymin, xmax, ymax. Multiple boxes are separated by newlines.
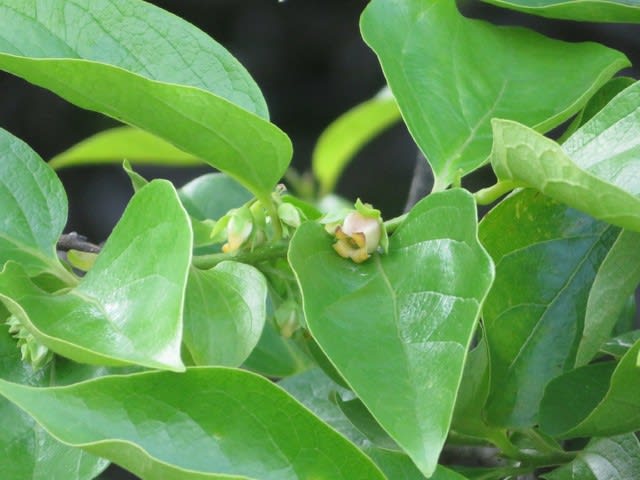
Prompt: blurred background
<box><xmin>0</xmin><ymin>2</ymin><xmax>638</xmax><ymax>478</ymax></box>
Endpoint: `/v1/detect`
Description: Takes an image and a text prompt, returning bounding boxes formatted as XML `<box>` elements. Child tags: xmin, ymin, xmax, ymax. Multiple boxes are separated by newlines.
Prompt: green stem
<box><xmin>474</xmin><ymin>180</ymin><xmax>518</xmax><ymax>205</ymax></box>
<box><xmin>487</xmin><ymin>429</ymin><xmax>575</xmax><ymax>467</ymax></box>
<box><xmin>384</xmin><ymin>213</ymin><xmax>408</xmax><ymax>234</ymax></box>
<box><xmin>192</xmin><ymin>241</ymin><xmax>289</xmax><ymax>269</ymax></box>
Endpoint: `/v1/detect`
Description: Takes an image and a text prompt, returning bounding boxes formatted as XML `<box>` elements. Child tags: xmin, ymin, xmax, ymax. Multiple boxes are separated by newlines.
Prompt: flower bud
<box><xmin>330</xmin><ymin>199</ymin><xmax>387</xmax><ymax>263</ymax></box>
<box><xmin>222</xmin><ymin>206</ymin><xmax>253</xmax><ymax>253</ymax></box>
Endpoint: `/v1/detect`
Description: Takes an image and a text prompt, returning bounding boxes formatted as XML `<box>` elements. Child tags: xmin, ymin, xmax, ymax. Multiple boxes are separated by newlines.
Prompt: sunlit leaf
<box><xmin>0</xmin><ymin>368</ymin><xmax>386</xmax><ymax>480</ymax></box>
<box><xmin>0</xmin><ymin>128</ymin><xmax>73</xmax><ymax>282</ymax></box>
<box><xmin>0</xmin><ymin>181</ymin><xmax>191</xmax><ymax>371</ymax></box>
<box><xmin>360</xmin><ymin>0</ymin><xmax>628</xmax><ymax>190</ymax></box>
<box><xmin>290</xmin><ymin>189</ymin><xmax>494</xmax><ymax>476</ymax></box>
<box><xmin>0</xmin><ymin>0</ymin><xmax>291</xmax><ymax>197</ymax></box>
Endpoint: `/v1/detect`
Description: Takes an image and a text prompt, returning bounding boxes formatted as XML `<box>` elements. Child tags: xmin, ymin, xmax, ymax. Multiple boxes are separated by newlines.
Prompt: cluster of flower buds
<box><xmin>324</xmin><ymin>199</ymin><xmax>388</xmax><ymax>263</ymax></box>
<box><xmin>6</xmin><ymin>315</ymin><xmax>53</xmax><ymax>369</ymax></box>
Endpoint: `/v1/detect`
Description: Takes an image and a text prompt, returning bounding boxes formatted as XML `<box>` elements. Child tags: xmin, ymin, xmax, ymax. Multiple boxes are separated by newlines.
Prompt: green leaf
<box><xmin>600</xmin><ymin>330</ymin><xmax>640</xmax><ymax>358</ymax></box>
<box><xmin>576</xmin><ymin>229</ymin><xmax>640</xmax><ymax>366</ymax></box>
<box><xmin>0</xmin><ymin>1</ymin><xmax>291</xmax><ymax>197</ymax></box>
<box><xmin>0</xmin><ymin>328</ymin><xmax>115</xmax><ymax>480</ymax></box>
<box><xmin>0</xmin><ymin>128</ymin><xmax>73</xmax><ymax>282</ymax></box>
<box><xmin>242</xmin><ymin>318</ymin><xmax>312</xmax><ymax>378</ymax></box>
<box><xmin>539</xmin><ymin>338</ymin><xmax>640</xmax><ymax>438</ymax></box>
<box><xmin>312</xmin><ymin>88</ymin><xmax>401</xmax><ymax>194</ymax></box>
<box><xmin>280</xmin><ymin>369</ymin><xmax>463</xmax><ymax>480</ymax></box>
<box><xmin>49</xmin><ymin>126</ymin><xmax>202</xmax><ymax>170</ymax></box>
<box><xmin>122</xmin><ymin>159</ymin><xmax>148</xmax><ymax>192</ymax></box>
<box><xmin>289</xmin><ymin>189</ymin><xmax>494</xmax><ymax>477</ymax></box>
<box><xmin>360</xmin><ymin>0</ymin><xmax>628</xmax><ymax>191</ymax></box>
<box><xmin>542</xmin><ymin>434</ymin><xmax>640</xmax><ymax>480</ymax></box>
<box><xmin>0</xmin><ymin>0</ymin><xmax>267</xmax><ymax>117</ymax></box>
<box><xmin>481</xmin><ymin>0</ymin><xmax>640</xmax><ymax>23</ymax></box>
<box><xmin>335</xmin><ymin>396</ymin><xmax>400</xmax><ymax>451</ymax></box>
<box><xmin>178</xmin><ymin>173</ymin><xmax>253</xmax><ymax>222</ymax></box>
<box><xmin>491</xmin><ymin>119</ymin><xmax>640</xmax><ymax>232</ymax></box>
<box><xmin>479</xmin><ymin>189</ymin><xmax>618</xmax><ymax>427</ymax></box>
<box><xmin>0</xmin><ymin>368</ymin><xmax>386</xmax><ymax>480</ymax></box>
<box><xmin>0</xmin><ymin>181</ymin><xmax>191</xmax><ymax>371</ymax></box>
<box><xmin>560</xmin><ymin>77</ymin><xmax>636</xmax><ymax>142</ymax></box>
<box><xmin>183</xmin><ymin>262</ymin><xmax>267</xmax><ymax>367</ymax></box>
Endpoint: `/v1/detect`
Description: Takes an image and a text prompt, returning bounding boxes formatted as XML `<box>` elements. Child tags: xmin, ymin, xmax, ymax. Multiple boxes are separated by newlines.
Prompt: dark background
<box><xmin>0</xmin><ymin>2</ymin><xmax>639</xmax><ymax>479</ymax></box>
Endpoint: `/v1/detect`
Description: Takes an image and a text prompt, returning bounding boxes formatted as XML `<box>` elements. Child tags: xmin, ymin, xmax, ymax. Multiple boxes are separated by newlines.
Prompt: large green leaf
<box><xmin>0</xmin><ymin>1</ymin><xmax>291</xmax><ymax>197</ymax></box>
<box><xmin>490</xmin><ymin>119</ymin><xmax>640</xmax><ymax>232</ymax></box>
<box><xmin>479</xmin><ymin>189</ymin><xmax>618</xmax><ymax>427</ymax></box>
<box><xmin>289</xmin><ymin>189</ymin><xmax>494</xmax><ymax>477</ymax></box>
<box><xmin>539</xmin><ymin>338</ymin><xmax>640</xmax><ymax>438</ymax></box>
<box><xmin>0</xmin><ymin>181</ymin><xmax>191</xmax><ymax>370</ymax></box>
<box><xmin>0</xmin><ymin>328</ymin><xmax>117</xmax><ymax>480</ymax></box>
<box><xmin>312</xmin><ymin>88</ymin><xmax>401</xmax><ymax>194</ymax></box>
<box><xmin>0</xmin><ymin>0</ymin><xmax>266</xmax><ymax>117</ymax></box>
<box><xmin>0</xmin><ymin>368</ymin><xmax>385</xmax><ymax>480</ymax></box>
<box><xmin>481</xmin><ymin>0</ymin><xmax>640</xmax><ymax>23</ymax></box>
<box><xmin>542</xmin><ymin>434</ymin><xmax>640</xmax><ymax>480</ymax></box>
<box><xmin>0</xmin><ymin>128</ymin><xmax>73</xmax><ymax>282</ymax></box>
<box><xmin>49</xmin><ymin>126</ymin><xmax>202</xmax><ymax>170</ymax></box>
<box><xmin>576</xmin><ymin>229</ymin><xmax>640</xmax><ymax>366</ymax></box>
<box><xmin>183</xmin><ymin>262</ymin><xmax>267</xmax><ymax>367</ymax></box>
<box><xmin>360</xmin><ymin>0</ymin><xmax>628</xmax><ymax>191</ymax></box>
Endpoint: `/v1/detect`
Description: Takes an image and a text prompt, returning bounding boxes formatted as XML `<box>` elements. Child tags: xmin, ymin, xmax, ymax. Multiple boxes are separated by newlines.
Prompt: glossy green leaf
<box><xmin>560</xmin><ymin>77</ymin><xmax>636</xmax><ymax>142</ymax></box>
<box><xmin>360</xmin><ymin>0</ymin><xmax>628</xmax><ymax>191</ymax></box>
<box><xmin>0</xmin><ymin>128</ymin><xmax>73</xmax><ymax>282</ymax></box>
<box><xmin>335</xmin><ymin>396</ymin><xmax>400</xmax><ymax>451</ymax></box>
<box><xmin>0</xmin><ymin>181</ymin><xmax>191</xmax><ymax>370</ymax></box>
<box><xmin>481</xmin><ymin>0</ymin><xmax>640</xmax><ymax>23</ymax></box>
<box><xmin>576</xmin><ymin>229</ymin><xmax>640</xmax><ymax>366</ymax></box>
<box><xmin>242</xmin><ymin>319</ymin><xmax>312</xmax><ymax>378</ymax></box>
<box><xmin>290</xmin><ymin>189</ymin><xmax>494</xmax><ymax>477</ymax></box>
<box><xmin>0</xmin><ymin>1</ymin><xmax>291</xmax><ymax>197</ymax></box>
<box><xmin>49</xmin><ymin>127</ymin><xmax>202</xmax><ymax>170</ymax></box>
<box><xmin>491</xmin><ymin>120</ymin><xmax>640</xmax><ymax>232</ymax></box>
<box><xmin>0</xmin><ymin>0</ymin><xmax>266</xmax><ymax>117</ymax></box>
<box><xmin>178</xmin><ymin>173</ymin><xmax>253</xmax><ymax>222</ymax></box>
<box><xmin>540</xmin><ymin>338</ymin><xmax>640</xmax><ymax>438</ymax></box>
<box><xmin>600</xmin><ymin>330</ymin><xmax>640</xmax><ymax>358</ymax></box>
<box><xmin>480</xmin><ymin>189</ymin><xmax>618</xmax><ymax>427</ymax></box>
<box><xmin>0</xmin><ymin>368</ymin><xmax>385</xmax><ymax>480</ymax></box>
<box><xmin>280</xmin><ymin>369</ymin><xmax>464</xmax><ymax>480</ymax></box>
<box><xmin>0</xmin><ymin>328</ymin><xmax>112</xmax><ymax>480</ymax></box>
<box><xmin>183</xmin><ymin>262</ymin><xmax>267</xmax><ymax>367</ymax></box>
<box><xmin>312</xmin><ymin>88</ymin><xmax>400</xmax><ymax>194</ymax></box>
<box><xmin>542</xmin><ymin>434</ymin><xmax>640</xmax><ymax>480</ymax></box>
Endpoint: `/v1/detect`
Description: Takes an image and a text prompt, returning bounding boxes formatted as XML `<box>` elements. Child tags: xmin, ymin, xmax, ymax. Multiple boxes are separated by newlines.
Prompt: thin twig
<box><xmin>57</xmin><ymin>232</ymin><xmax>101</xmax><ymax>253</ymax></box>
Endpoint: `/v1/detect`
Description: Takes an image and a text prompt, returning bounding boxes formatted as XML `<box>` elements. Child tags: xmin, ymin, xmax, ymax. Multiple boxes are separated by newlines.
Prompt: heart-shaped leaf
<box><xmin>313</xmin><ymin>88</ymin><xmax>400</xmax><ymax>195</ymax></box>
<box><xmin>0</xmin><ymin>368</ymin><xmax>386</xmax><ymax>480</ymax></box>
<box><xmin>479</xmin><ymin>189</ymin><xmax>618</xmax><ymax>427</ymax></box>
<box><xmin>49</xmin><ymin>126</ymin><xmax>202</xmax><ymax>170</ymax></box>
<box><xmin>0</xmin><ymin>128</ymin><xmax>73</xmax><ymax>282</ymax></box>
<box><xmin>0</xmin><ymin>180</ymin><xmax>191</xmax><ymax>371</ymax></box>
<box><xmin>481</xmin><ymin>0</ymin><xmax>640</xmax><ymax>23</ymax></box>
<box><xmin>183</xmin><ymin>262</ymin><xmax>267</xmax><ymax>367</ymax></box>
<box><xmin>0</xmin><ymin>0</ymin><xmax>291</xmax><ymax>197</ymax></box>
<box><xmin>360</xmin><ymin>0</ymin><xmax>628</xmax><ymax>190</ymax></box>
<box><xmin>542</xmin><ymin>434</ymin><xmax>640</xmax><ymax>480</ymax></box>
<box><xmin>540</xmin><ymin>338</ymin><xmax>640</xmax><ymax>438</ymax></box>
<box><xmin>289</xmin><ymin>189</ymin><xmax>494</xmax><ymax>476</ymax></box>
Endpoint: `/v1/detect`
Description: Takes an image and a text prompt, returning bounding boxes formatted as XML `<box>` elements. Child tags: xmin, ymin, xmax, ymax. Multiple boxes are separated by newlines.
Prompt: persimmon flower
<box><xmin>330</xmin><ymin>200</ymin><xmax>387</xmax><ymax>263</ymax></box>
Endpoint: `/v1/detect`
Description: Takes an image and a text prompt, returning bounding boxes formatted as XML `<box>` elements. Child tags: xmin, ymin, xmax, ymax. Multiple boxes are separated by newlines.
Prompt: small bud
<box><xmin>222</xmin><ymin>206</ymin><xmax>253</xmax><ymax>253</ymax></box>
